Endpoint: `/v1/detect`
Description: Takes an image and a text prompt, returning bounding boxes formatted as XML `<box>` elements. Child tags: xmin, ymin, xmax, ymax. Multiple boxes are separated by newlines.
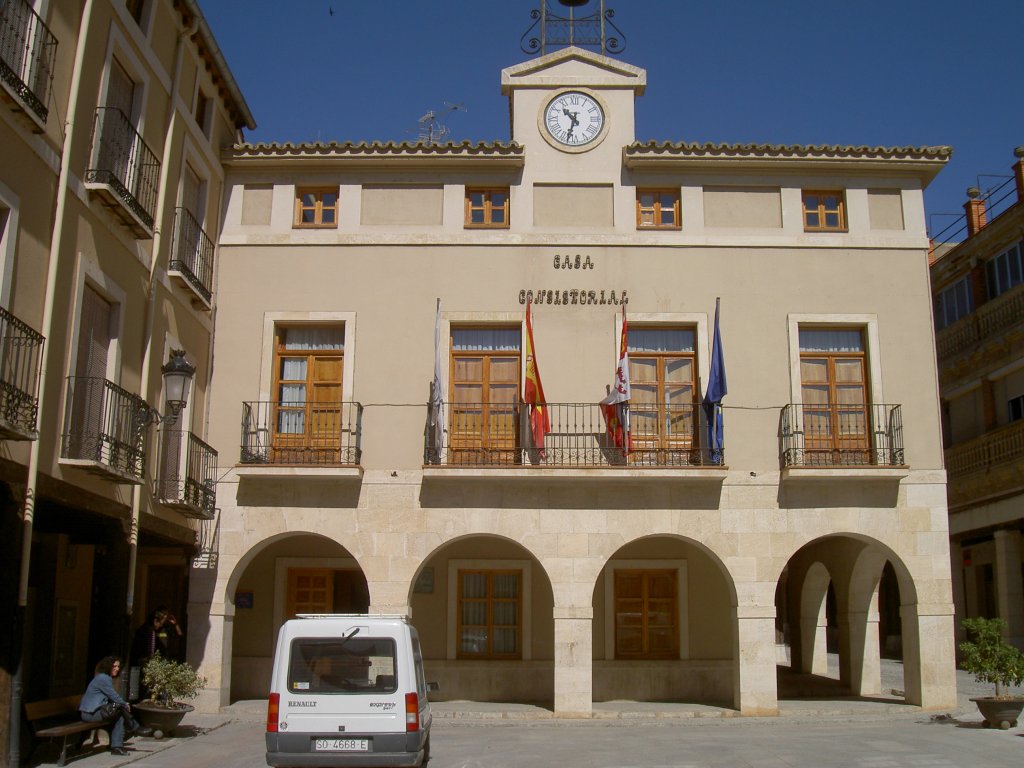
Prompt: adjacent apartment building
<box><xmin>191</xmin><ymin>46</ymin><xmax>958</xmax><ymax>716</ymax></box>
<box><xmin>930</xmin><ymin>148</ymin><xmax>1024</xmax><ymax>651</ymax></box>
<box><xmin>0</xmin><ymin>0</ymin><xmax>252</xmax><ymax>757</ymax></box>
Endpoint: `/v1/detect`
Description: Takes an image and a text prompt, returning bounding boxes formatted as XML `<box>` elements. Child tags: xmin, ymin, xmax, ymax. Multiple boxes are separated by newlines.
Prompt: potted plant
<box><xmin>134</xmin><ymin>654</ymin><xmax>207</xmax><ymax>737</ymax></box>
<box><xmin>959</xmin><ymin>617</ymin><xmax>1024</xmax><ymax>729</ymax></box>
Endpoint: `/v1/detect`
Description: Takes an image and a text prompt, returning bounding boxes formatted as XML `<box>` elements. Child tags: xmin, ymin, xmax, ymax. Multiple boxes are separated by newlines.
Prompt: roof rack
<box><xmin>295</xmin><ymin>613</ymin><xmax>409</xmax><ymax>620</ymax></box>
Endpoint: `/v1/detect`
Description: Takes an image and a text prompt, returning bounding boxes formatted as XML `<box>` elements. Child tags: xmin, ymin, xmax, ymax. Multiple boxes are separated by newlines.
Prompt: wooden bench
<box><xmin>25</xmin><ymin>695</ymin><xmax>118</xmax><ymax>766</ymax></box>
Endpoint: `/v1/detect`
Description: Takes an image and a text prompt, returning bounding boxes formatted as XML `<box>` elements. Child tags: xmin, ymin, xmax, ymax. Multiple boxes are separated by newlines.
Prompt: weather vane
<box><xmin>520</xmin><ymin>0</ymin><xmax>626</xmax><ymax>57</ymax></box>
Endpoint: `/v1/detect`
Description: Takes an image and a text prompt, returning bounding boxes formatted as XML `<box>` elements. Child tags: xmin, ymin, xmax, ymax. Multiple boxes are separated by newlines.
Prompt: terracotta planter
<box><xmin>132</xmin><ymin>702</ymin><xmax>194</xmax><ymax>738</ymax></box>
<box><xmin>969</xmin><ymin>696</ymin><xmax>1024</xmax><ymax>729</ymax></box>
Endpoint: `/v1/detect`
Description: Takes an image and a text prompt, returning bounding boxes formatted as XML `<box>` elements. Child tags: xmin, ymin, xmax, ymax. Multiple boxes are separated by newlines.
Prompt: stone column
<box><xmin>188</xmin><ymin>569</ymin><xmax>233</xmax><ymax>713</ymax></box>
<box><xmin>994</xmin><ymin>529</ymin><xmax>1024</xmax><ymax>649</ymax></box>
<box><xmin>846</xmin><ymin>609</ymin><xmax>881</xmax><ymax>696</ymax></box>
<box><xmin>901</xmin><ymin>602</ymin><xmax>957</xmax><ymax>709</ymax></box>
<box><xmin>949</xmin><ymin>541</ymin><xmax>966</xmax><ymax>646</ymax></box>
<box><xmin>734</xmin><ymin>607</ymin><xmax>778</xmax><ymax>715</ymax></box>
<box><xmin>553</xmin><ymin>606</ymin><xmax>592</xmax><ymax>716</ymax></box>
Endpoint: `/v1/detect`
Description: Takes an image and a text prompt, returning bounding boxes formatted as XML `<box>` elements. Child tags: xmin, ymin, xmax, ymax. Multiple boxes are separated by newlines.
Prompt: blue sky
<box><xmin>201</xmin><ymin>0</ymin><xmax>1023</xmax><ymax>238</ymax></box>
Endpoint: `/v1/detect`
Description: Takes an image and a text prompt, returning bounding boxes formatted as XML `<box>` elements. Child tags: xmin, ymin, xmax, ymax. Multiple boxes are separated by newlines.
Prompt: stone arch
<box><xmin>223</xmin><ymin>531</ymin><xmax>369</xmax><ymax>702</ymax></box>
<box><xmin>798</xmin><ymin>561</ymin><xmax>831</xmax><ymax>675</ymax></box>
<box><xmin>590</xmin><ymin>533</ymin><xmax>738</xmax><ymax>707</ymax></box>
<box><xmin>408</xmin><ymin>532</ymin><xmax>556</xmax><ymax>706</ymax></box>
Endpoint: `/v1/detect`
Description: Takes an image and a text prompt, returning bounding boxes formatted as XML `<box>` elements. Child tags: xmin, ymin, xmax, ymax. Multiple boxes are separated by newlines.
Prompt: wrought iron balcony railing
<box><xmin>85</xmin><ymin>107</ymin><xmax>160</xmax><ymax>232</ymax></box>
<box><xmin>61</xmin><ymin>377</ymin><xmax>149</xmax><ymax>482</ymax></box>
<box><xmin>0</xmin><ymin>0</ymin><xmax>57</xmax><ymax>123</ymax></box>
<box><xmin>780</xmin><ymin>403</ymin><xmax>904</xmax><ymax>468</ymax></box>
<box><xmin>424</xmin><ymin>401</ymin><xmax>721</xmax><ymax>468</ymax></box>
<box><xmin>945</xmin><ymin>418</ymin><xmax>1024</xmax><ymax>478</ymax></box>
<box><xmin>170</xmin><ymin>207</ymin><xmax>214</xmax><ymax>303</ymax></box>
<box><xmin>0</xmin><ymin>305</ymin><xmax>43</xmax><ymax>439</ymax></box>
<box><xmin>240</xmin><ymin>401</ymin><xmax>363</xmax><ymax>466</ymax></box>
<box><xmin>156</xmin><ymin>429</ymin><xmax>217</xmax><ymax>518</ymax></box>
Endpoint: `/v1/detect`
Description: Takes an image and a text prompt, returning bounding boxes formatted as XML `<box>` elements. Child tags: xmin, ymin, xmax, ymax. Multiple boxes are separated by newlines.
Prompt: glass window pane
<box><xmin>283</xmin><ymin>327</ymin><xmax>344</xmax><ymax>350</ymax></box>
<box><xmin>799</xmin><ymin>329</ymin><xmax>863</xmax><ymax>353</ymax></box>
<box><xmin>665</xmin><ymin>358</ymin><xmax>692</xmax><ymax>383</ymax></box>
<box><xmin>462</xmin><ymin>573</ymin><xmax>487</xmax><ymax>599</ymax></box>
<box><xmin>452</xmin><ymin>328</ymin><xmax>520</xmax><ymax>351</ymax></box>
<box><xmin>629</xmin><ymin>328</ymin><xmax>694</xmax><ymax>353</ymax></box>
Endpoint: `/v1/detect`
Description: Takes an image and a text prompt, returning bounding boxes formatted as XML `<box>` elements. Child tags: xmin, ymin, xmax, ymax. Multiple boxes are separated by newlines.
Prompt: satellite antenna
<box><xmin>416</xmin><ymin>102</ymin><xmax>467</xmax><ymax>145</ymax></box>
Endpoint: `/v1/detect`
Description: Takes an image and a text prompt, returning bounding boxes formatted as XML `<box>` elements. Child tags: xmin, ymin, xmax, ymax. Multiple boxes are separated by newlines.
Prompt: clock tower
<box><xmin>500</xmin><ymin>46</ymin><xmax>646</xmax><ymax>226</ymax></box>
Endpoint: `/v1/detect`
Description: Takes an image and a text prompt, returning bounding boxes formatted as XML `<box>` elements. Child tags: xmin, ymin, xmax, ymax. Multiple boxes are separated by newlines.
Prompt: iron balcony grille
<box><xmin>240</xmin><ymin>400</ymin><xmax>363</xmax><ymax>466</ymax></box>
<box><xmin>780</xmin><ymin>403</ymin><xmax>904</xmax><ymax>468</ymax></box>
<box><xmin>170</xmin><ymin>207</ymin><xmax>214</xmax><ymax>303</ymax></box>
<box><xmin>85</xmin><ymin>107</ymin><xmax>160</xmax><ymax>231</ymax></box>
<box><xmin>0</xmin><ymin>0</ymin><xmax>56</xmax><ymax>123</ymax></box>
<box><xmin>156</xmin><ymin>429</ymin><xmax>217</xmax><ymax>519</ymax></box>
<box><xmin>425</xmin><ymin>401</ymin><xmax>721</xmax><ymax>468</ymax></box>
<box><xmin>61</xmin><ymin>376</ymin><xmax>149</xmax><ymax>481</ymax></box>
<box><xmin>0</xmin><ymin>305</ymin><xmax>43</xmax><ymax>439</ymax></box>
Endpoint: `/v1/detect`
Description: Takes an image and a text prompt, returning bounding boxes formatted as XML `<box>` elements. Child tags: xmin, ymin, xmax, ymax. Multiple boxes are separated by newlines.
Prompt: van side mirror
<box><xmin>427</xmin><ymin>681</ymin><xmax>440</xmax><ymax>692</ymax></box>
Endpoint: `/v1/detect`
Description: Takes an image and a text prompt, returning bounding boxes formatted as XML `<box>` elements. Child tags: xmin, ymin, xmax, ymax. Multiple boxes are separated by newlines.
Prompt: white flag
<box><xmin>429</xmin><ymin>298</ymin><xmax>445</xmax><ymax>463</ymax></box>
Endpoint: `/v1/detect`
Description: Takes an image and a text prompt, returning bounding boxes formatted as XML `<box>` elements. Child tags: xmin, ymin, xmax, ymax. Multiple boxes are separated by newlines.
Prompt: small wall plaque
<box><xmin>413</xmin><ymin>567</ymin><xmax>434</xmax><ymax>594</ymax></box>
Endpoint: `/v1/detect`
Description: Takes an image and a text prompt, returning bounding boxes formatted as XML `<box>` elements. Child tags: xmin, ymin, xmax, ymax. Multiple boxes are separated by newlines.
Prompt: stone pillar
<box><xmin>188</xmin><ymin>569</ymin><xmax>233</xmax><ymax>714</ymax></box>
<box><xmin>798</xmin><ymin>606</ymin><xmax>828</xmax><ymax>675</ymax></box>
<box><xmin>993</xmin><ymin>529</ymin><xmax>1024</xmax><ymax>649</ymax></box>
<box><xmin>734</xmin><ymin>607</ymin><xmax>778</xmax><ymax>716</ymax></box>
<box><xmin>901</xmin><ymin>603</ymin><xmax>957</xmax><ymax>709</ymax></box>
<box><xmin>846</xmin><ymin>610</ymin><xmax>881</xmax><ymax>696</ymax></box>
<box><xmin>553</xmin><ymin>606</ymin><xmax>592</xmax><ymax>716</ymax></box>
<box><xmin>949</xmin><ymin>541</ymin><xmax>966</xmax><ymax>646</ymax></box>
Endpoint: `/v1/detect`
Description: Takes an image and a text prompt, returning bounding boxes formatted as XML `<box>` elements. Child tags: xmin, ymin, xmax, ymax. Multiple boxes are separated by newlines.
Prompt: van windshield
<box><xmin>288</xmin><ymin>637</ymin><xmax>397</xmax><ymax>694</ymax></box>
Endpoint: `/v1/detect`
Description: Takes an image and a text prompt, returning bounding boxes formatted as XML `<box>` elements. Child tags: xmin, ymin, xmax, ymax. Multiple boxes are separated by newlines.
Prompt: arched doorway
<box><xmin>776</xmin><ymin>535</ymin><xmax>916</xmax><ymax>702</ymax></box>
<box><xmin>409</xmin><ymin>534</ymin><xmax>554</xmax><ymax>705</ymax></box>
<box><xmin>592</xmin><ymin>535</ymin><xmax>736</xmax><ymax>706</ymax></box>
<box><xmin>228</xmin><ymin>532</ymin><xmax>368</xmax><ymax>701</ymax></box>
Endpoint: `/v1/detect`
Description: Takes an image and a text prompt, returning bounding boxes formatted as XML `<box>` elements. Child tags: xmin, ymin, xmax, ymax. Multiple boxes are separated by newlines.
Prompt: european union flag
<box><xmin>703</xmin><ymin>298</ymin><xmax>727</xmax><ymax>464</ymax></box>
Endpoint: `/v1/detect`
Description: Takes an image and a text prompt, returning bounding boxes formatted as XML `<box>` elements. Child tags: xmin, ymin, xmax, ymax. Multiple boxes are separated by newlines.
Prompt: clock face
<box><xmin>543</xmin><ymin>91</ymin><xmax>605</xmax><ymax>148</ymax></box>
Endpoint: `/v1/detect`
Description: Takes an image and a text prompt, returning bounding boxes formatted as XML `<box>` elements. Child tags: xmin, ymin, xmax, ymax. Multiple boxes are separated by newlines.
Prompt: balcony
<box><xmin>945</xmin><ymin>419</ymin><xmax>1024</xmax><ymax>510</ymax></box>
<box><xmin>85</xmin><ymin>108</ymin><xmax>160</xmax><ymax>236</ymax></box>
<box><xmin>60</xmin><ymin>377</ymin><xmax>149</xmax><ymax>484</ymax></box>
<box><xmin>423</xmin><ymin>401</ymin><xmax>726</xmax><ymax>479</ymax></box>
<box><xmin>0</xmin><ymin>305</ymin><xmax>43</xmax><ymax>440</ymax></box>
<box><xmin>238</xmin><ymin>400</ymin><xmax>363</xmax><ymax>478</ymax></box>
<box><xmin>936</xmin><ymin>281</ymin><xmax>1024</xmax><ymax>362</ymax></box>
<box><xmin>156</xmin><ymin>430</ymin><xmax>217</xmax><ymax>519</ymax></box>
<box><xmin>169</xmin><ymin>207</ymin><xmax>214</xmax><ymax>307</ymax></box>
<box><xmin>780</xmin><ymin>403</ymin><xmax>907</xmax><ymax>480</ymax></box>
<box><xmin>0</xmin><ymin>0</ymin><xmax>57</xmax><ymax>128</ymax></box>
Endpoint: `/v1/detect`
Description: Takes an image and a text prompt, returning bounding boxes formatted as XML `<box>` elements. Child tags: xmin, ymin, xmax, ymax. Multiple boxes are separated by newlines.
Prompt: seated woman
<box><xmin>79</xmin><ymin>656</ymin><xmax>151</xmax><ymax>755</ymax></box>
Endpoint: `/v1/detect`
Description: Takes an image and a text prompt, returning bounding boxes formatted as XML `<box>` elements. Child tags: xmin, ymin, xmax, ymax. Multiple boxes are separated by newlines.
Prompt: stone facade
<box><xmin>192</xmin><ymin>47</ymin><xmax>957</xmax><ymax>716</ymax></box>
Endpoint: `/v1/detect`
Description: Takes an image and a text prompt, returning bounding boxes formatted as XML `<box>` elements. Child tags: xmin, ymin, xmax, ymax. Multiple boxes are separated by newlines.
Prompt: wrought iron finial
<box><xmin>520</xmin><ymin>0</ymin><xmax>626</xmax><ymax>57</ymax></box>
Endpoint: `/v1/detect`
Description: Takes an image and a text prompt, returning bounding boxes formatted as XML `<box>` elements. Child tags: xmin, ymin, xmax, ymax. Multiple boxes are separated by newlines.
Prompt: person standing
<box><xmin>80</xmin><ymin>656</ymin><xmax>152</xmax><ymax>755</ymax></box>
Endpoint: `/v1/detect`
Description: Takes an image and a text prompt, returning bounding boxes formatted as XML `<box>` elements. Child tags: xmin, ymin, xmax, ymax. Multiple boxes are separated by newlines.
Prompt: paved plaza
<box><xmin>26</xmin><ymin>661</ymin><xmax>1024</xmax><ymax>768</ymax></box>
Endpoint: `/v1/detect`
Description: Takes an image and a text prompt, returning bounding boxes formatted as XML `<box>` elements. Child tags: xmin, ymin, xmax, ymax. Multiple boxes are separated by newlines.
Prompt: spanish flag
<box><xmin>523</xmin><ymin>298</ymin><xmax>549</xmax><ymax>451</ymax></box>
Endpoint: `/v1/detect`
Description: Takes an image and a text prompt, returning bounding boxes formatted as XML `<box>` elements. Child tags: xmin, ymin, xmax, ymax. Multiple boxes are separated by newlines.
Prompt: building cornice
<box><xmin>222</xmin><ymin>140</ymin><xmax>526</xmax><ymax>169</ymax></box>
<box><xmin>623</xmin><ymin>141</ymin><xmax>951</xmax><ymax>182</ymax></box>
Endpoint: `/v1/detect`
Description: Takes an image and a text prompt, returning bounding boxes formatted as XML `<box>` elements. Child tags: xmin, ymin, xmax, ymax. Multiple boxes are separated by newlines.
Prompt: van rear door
<box><xmin>281</xmin><ymin>634</ymin><xmax>404</xmax><ymax>735</ymax></box>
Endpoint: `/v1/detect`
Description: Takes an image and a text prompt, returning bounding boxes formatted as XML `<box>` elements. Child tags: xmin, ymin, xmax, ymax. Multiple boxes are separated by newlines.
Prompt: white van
<box><xmin>266</xmin><ymin>615</ymin><xmax>438</xmax><ymax>768</ymax></box>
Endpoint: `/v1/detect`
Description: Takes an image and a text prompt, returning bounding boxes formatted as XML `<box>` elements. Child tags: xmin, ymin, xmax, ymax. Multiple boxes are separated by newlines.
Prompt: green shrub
<box><xmin>959</xmin><ymin>617</ymin><xmax>1024</xmax><ymax>699</ymax></box>
<box><xmin>142</xmin><ymin>654</ymin><xmax>207</xmax><ymax>706</ymax></box>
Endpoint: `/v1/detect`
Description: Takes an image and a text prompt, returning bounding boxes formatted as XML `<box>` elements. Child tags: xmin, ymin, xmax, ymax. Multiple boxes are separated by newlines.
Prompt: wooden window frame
<box><xmin>464</xmin><ymin>187</ymin><xmax>510</xmax><ymax>229</ymax></box>
<box><xmin>270</xmin><ymin>324</ymin><xmax>345</xmax><ymax>463</ymax></box>
<box><xmin>448</xmin><ymin>326</ymin><xmax>521</xmax><ymax>463</ymax></box>
<box><xmin>802</xmin><ymin>190</ymin><xmax>847</xmax><ymax>232</ymax></box>
<box><xmin>627</xmin><ymin>327</ymin><xmax>699</xmax><ymax>462</ymax></box>
<box><xmin>635</xmin><ymin>188</ymin><xmax>681</xmax><ymax>230</ymax></box>
<box><xmin>613</xmin><ymin>568</ymin><xmax>679</xmax><ymax>660</ymax></box>
<box><xmin>798</xmin><ymin>327</ymin><xmax>869</xmax><ymax>463</ymax></box>
<box><xmin>456</xmin><ymin>568</ymin><xmax>522</xmax><ymax>660</ymax></box>
<box><xmin>294</xmin><ymin>187</ymin><xmax>339</xmax><ymax>229</ymax></box>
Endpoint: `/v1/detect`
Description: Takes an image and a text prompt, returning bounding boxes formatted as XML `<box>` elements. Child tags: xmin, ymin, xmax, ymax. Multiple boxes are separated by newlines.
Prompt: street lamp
<box><xmin>159</xmin><ymin>349</ymin><xmax>195</xmax><ymax>422</ymax></box>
